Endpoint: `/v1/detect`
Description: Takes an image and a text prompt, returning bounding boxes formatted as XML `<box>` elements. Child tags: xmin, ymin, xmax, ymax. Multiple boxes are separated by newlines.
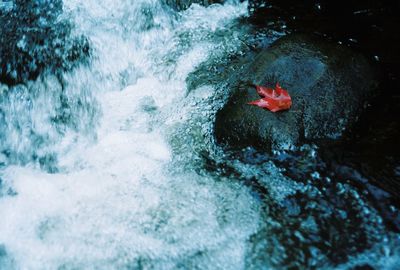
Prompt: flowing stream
<box><xmin>0</xmin><ymin>1</ymin><xmax>399</xmax><ymax>269</ymax></box>
<box><xmin>0</xmin><ymin>1</ymin><xmax>261</xmax><ymax>269</ymax></box>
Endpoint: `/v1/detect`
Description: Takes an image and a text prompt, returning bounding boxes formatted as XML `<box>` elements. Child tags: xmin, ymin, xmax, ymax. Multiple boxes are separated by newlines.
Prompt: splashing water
<box><xmin>0</xmin><ymin>1</ymin><xmax>263</xmax><ymax>269</ymax></box>
<box><xmin>1</xmin><ymin>1</ymin><xmax>400</xmax><ymax>269</ymax></box>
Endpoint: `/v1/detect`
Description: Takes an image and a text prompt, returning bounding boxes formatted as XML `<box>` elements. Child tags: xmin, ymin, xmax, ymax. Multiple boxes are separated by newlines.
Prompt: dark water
<box><xmin>204</xmin><ymin>1</ymin><xmax>400</xmax><ymax>268</ymax></box>
<box><xmin>243</xmin><ymin>1</ymin><xmax>400</xmax><ymax>268</ymax></box>
<box><xmin>247</xmin><ymin>0</ymin><xmax>400</xmax><ymax>222</ymax></box>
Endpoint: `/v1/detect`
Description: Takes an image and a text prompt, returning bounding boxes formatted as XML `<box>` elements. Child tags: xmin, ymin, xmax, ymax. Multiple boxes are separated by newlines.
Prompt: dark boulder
<box><xmin>164</xmin><ymin>0</ymin><xmax>224</xmax><ymax>11</ymax></box>
<box><xmin>0</xmin><ymin>0</ymin><xmax>90</xmax><ymax>86</ymax></box>
<box><xmin>214</xmin><ymin>34</ymin><xmax>377</xmax><ymax>151</ymax></box>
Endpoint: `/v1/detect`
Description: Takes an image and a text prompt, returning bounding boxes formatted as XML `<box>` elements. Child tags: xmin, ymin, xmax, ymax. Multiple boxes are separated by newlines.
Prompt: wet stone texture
<box><xmin>214</xmin><ymin>34</ymin><xmax>377</xmax><ymax>151</ymax></box>
<box><xmin>0</xmin><ymin>0</ymin><xmax>90</xmax><ymax>86</ymax></box>
<box><xmin>241</xmin><ymin>0</ymin><xmax>400</xmax><ymax>231</ymax></box>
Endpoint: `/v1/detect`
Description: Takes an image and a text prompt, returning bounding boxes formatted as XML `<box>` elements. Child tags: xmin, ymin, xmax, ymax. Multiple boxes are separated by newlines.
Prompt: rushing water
<box><xmin>0</xmin><ymin>1</ymin><xmax>399</xmax><ymax>269</ymax></box>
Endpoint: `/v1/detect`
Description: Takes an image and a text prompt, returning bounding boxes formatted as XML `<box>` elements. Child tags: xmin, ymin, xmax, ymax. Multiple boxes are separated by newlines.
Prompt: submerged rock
<box><xmin>0</xmin><ymin>0</ymin><xmax>90</xmax><ymax>86</ymax></box>
<box><xmin>214</xmin><ymin>34</ymin><xmax>377</xmax><ymax>150</ymax></box>
<box><xmin>165</xmin><ymin>0</ymin><xmax>224</xmax><ymax>10</ymax></box>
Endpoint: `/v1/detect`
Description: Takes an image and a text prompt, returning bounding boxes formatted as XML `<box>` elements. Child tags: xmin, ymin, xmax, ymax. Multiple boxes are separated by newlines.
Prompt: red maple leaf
<box><xmin>248</xmin><ymin>83</ymin><xmax>292</xmax><ymax>112</ymax></box>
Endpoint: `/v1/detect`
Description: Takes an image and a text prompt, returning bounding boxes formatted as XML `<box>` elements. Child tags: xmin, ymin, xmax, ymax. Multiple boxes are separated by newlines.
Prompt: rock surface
<box><xmin>214</xmin><ymin>34</ymin><xmax>377</xmax><ymax>151</ymax></box>
<box><xmin>0</xmin><ymin>0</ymin><xmax>90</xmax><ymax>85</ymax></box>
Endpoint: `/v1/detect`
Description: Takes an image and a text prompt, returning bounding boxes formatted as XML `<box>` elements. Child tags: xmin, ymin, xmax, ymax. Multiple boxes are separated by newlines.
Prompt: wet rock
<box><xmin>0</xmin><ymin>0</ymin><xmax>90</xmax><ymax>86</ymax></box>
<box><xmin>165</xmin><ymin>0</ymin><xmax>224</xmax><ymax>11</ymax></box>
<box><xmin>214</xmin><ymin>34</ymin><xmax>377</xmax><ymax>151</ymax></box>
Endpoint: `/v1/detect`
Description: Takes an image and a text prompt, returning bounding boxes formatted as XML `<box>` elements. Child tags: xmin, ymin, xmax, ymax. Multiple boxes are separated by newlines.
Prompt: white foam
<box><xmin>0</xmin><ymin>1</ymin><xmax>260</xmax><ymax>269</ymax></box>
